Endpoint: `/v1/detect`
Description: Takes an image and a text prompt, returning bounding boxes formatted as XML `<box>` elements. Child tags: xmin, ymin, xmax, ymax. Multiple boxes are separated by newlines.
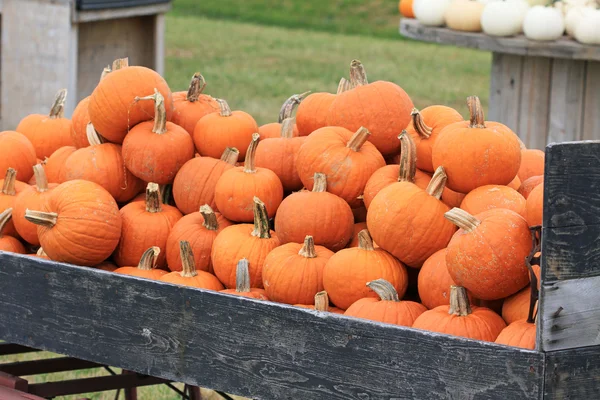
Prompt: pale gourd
<box><xmin>445</xmin><ymin>0</ymin><xmax>486</xmax><ymax>31</ymax></box>
<box><xmin>554</xmin><ymin>0</ymin><xmax>597</xmax><ymax>16</ymax></box>
<box><xmin>414</xmin><ymin>0</ymin><xmax>452</xmax><ymax>26</ymax></box>
<box><xmin>481</xmin><ymin>0</ymin><xmax>530</xmax><ymax>36</ymax></box>
<box><xmin>573</xmin><ymin>10</ymin><xmax>600</xmax><ymax>45</ymax></box>
<box><xmin>523</xmin><ymin>6</ymin><xmax>565</xmax><ymax>41</ymax></box>
<box><xmin>565</xmin><ymin>6</ymin><xmax>596</xmax><ymax>36</ymax></box>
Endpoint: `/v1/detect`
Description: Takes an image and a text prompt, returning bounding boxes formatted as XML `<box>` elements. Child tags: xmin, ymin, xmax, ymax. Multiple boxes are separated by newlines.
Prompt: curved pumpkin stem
<box><xmin>2</xmin><ymin>168</ymin><xmax>17</xmax><ymax>196</ymax></box>
<box><xmin>251</xmin><ymin>197</ymin><xmax>271</xmax><ymax>239</ymax></box>
<box><xmin>337</xmin><ymin>77</ymin><xmax>353</xmax><ymax>94</ymax></box>
<box><xmin>49</xmin><ymin>89</ymin><xmax>67</xmax><ymax>119</ymax></box>
<box><xmin>186</xmin><ymin>72</ymin><xmax>207</xmax><ymax>102</ymax></box>
<box><xmin>426</xmin><ymin>166</ymin><xmax>447</xmax><ymax>200</ymax></box>
<box><xmin>314</xmin><ymin>291</ymin><xmax>331</xmax><ymax>312</ymax></box>
<box><xmin>220</xmin><ymin>147</ymin><xmax>240</xmax><ymax>165</ymax></box>
<box><xmin>33</xmin><ymin>164</ymin><xmax>49</xmax><ymax>193</ymax></box>
<box><xmin>411</xmin><ymin>108</ymin><xmax>433</xmax><ymax>139</ymax></box>
<box><xmin>312</xmin><ymin>173</ymin><xmax>327</xmax><ymax>193</ymax></box>
<box><xmin>112</xmin><ymin>57</ymin><xmax>129</xmax><ymax>70</ymax></box>
<box><xmin>86</xmin><ymin>123</ymin><xmax>105</xmax><ymax>146</ymax></box>
<box><xmin>467</xmin><ymin>96</ymin><xmax>486</xmax><ymax>129</ymax></box>
<box><xmin>24</xmin><ymin>209</ymin><xmax>58</xmax><ymax>228</ymax></box>
<box><xmin>298</xmin><ymin>236</ymin><xmax>317</xmax><ymax>258</ymax></box>
<box><xmin>145</xmin><ymin>183</ymin><xmax>162</xmax><ymax>213</ymax></box>
<box><xmin>179</xmin><ymin>240</ymin><xmax>199</xmax><ymax>277</ymax></box>
<box><xmin>279</xmin><ymin>91</ymin><xmax>310</xmax><ymax>123</ymax></box>
<box><xmin>0</xmin><ymin>208</ymin><xmax>13</xmax><ymax>236</ymax></box>
<box><xmin>346</xmin><ymin>127</ymin><xmax>371</xmax><ymax>152</ymax></box>
<box><xmin>216</xmin><ymin>99</ymin><xmax>232</xmax><ymax>117</ymax></box>
<box><xmin>448</xmin><ymin>286</ymin><xmax>472</xmax><ymax>316</ymax></box>
<box><xmin>199</xmin><ymin>204</ymin><xmax>219</xmax><ymax>231</ymax></box>
<box><xmin>135</xmin><ymin>89</ymin><xmax>167</xmax><ymax>134</ymax></box>
<box><xmin>235</xmin><ymin>259</ymin><xmax>251</xmax><ymax>293</ymax></box>
<box><xmin>280</xmin><ymin>117</ymin><xmax>296</xmax><ymax>139</ymax></box>
<box><xmin>244</xmin><ymin>133</ymin><xmax>260</xmax><ymax>173</ymax></box>
<box><xmin>367</xmin><ymin>279</ymin><xmax>400</xmax><ymax>302</ymax></box>
<box><xmin>444</xmin><ymin>208</ymin><xmax>480</xmax><ymax>233</ymax></box>
<box><xmin>398</xmin><ymin>132</ymin><xmax>417</xmax><ymax>183</ymax></box>
<box><xmin>349</xmin><ymin>59</ymin><xmax>368</xmax><ymax>87</ymax></box>
<box><xmin>357</xmin><ymin>229</ymin><xmax>375</xmax><ymax>251</ymax></box>
<box><xmin>137</xmin><ymin>246</ymin><xmax>160</xmax><ymax>271</ymax></box>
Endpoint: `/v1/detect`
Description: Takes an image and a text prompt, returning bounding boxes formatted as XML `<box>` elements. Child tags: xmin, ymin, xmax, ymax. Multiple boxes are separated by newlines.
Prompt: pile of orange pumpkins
<box><xmin>0</xmin><ymin>58</ymin><xmax>545</xmax><ymax>350</ymax></box>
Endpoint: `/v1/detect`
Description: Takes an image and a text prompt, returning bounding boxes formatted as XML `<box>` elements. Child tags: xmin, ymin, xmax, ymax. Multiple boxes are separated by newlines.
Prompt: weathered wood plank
<box><xmin>400</xmin><ymin>19</ymin><xmax>600</xmax><ymax>62</ymax></box>
<box><xmin>582</xmin><ymin>62</ymin><xmax>600</xmax><ymax>141</ymax></box>
<box><xmin>547</xmin><ymin>59</ymin><xmax>586</xmax><ymax>144</ymax></box>
<box><xmin>518</xmin><ymin>57</ymin><xmax>552</xmax><ymax>150</ymax></box>
<box><xmin>73</xmin><ymin>3</ymin><xmax>172</xmax><ymax>23</ymax></box>
<box><xmin>489</xmin><ymin>53</ymin><xmax>523</xmax><ymax>133</ymax></box>
<box><xmin>0</xmin><ymin>253</ymin><xmax>544</xmax><ymax>400</ymax></box>
<box><xmin>544</xmin><ymin>345</ymin><xmax>600</xmax><ymax>399</ymax></box>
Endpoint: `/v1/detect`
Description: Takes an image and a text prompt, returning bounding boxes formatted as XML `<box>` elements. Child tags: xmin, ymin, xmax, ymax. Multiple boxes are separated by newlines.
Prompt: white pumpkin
<box><xmin>565</xmin><ymin>6</ymin><xmax>596</xmax><ymax>36</ymax></box>
<box><xmin>414</xmin><ymin>0</ymin><xmax>452</xmax><ymax>26</ymax></box>
<box><xmin>554</xmin><ymin>0</ymin><xmax>597</xmax><ymax>16</ymax></box>
<box><xmin>574</xmin><ymin>10</ymin><xmax>600</xmax><ymax>44</ymax></box>
<box><xmin>523</xmin><ymin>6</ymin><xmax>565</xmax><ymax>41</ymax></box>
<box><xmin>481</xmin><ymin>0</ymin><xmax>530</xmax><ymax>37</ymax></box>
<box><xmin>445</xmin><ymin>0</ymin><xmax>486</xmax><ymax>31</ymax></box>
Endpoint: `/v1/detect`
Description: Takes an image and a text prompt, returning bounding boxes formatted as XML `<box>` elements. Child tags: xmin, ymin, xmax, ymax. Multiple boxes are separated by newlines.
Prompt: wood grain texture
<box><xmin>399</xmin><ymin>19</ymin><xmax>600</xmax><ymax>61</ymax></box>
<box><xmin>489</xmin><ymin>53</ymin><xmax>523</xmax><ymax>133</ymax></box>
<box><xmin>547</xmin><ymin>59</ymin><xmax>586</xmax><ymax>144</ymax></box>
<box><xmin>73</xmin><ymin>3</ymin><xmax>172</xmax><ymax>23</ymax></box>
<box><xmin>518</xmin><ymin>57</ymin><xmax>552</xmax><ymax>150</ymax></box>
<box><xmin>544</xmin><ymin>345</ymin><xmax>600</xmax><ymax>399</ymax></box>
<box><xmin>582</xmin><ymin>62</ymin><xmax>600</xmax><ymax>141</ymax></box>
<box><xmin>0</xmin><ymin>253</ymin><xmax>544</xmax><ymax>400</ymax></box>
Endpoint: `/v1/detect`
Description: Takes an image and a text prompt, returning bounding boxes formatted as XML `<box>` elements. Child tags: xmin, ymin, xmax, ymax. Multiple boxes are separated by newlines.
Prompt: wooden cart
<box><xmin>0</xmin><ymin>140</ymin><xmax>599</xmax><ymax>399</ymax></box>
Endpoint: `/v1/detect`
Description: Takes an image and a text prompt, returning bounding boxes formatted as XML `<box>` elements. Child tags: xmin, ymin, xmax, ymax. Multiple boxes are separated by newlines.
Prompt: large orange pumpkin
<box><xmin>171</xmin><ymin>72</ymin><xmax>220</xmax><ymax>135</ymax></box>
<box><xmin>495</xmin><ymin>319</ymin><xmax>536</xmax><ymax>349</ymax></box>
<box><xmin>44</xmin><ymin>146</ymin><xmax>76</xmax><ymax>184</ymax></box>
<box><xmin>526</xmin><ymin>183</ymin><xmax>543</xmax><ymax>227</ymax></box>
<box><xmin>460</xmin><ymin>185</ymin><xmax>527</xmax><ymax>219</ymax></box>
<box><xmin>160</xmin><ymin>241</ymin><xmax>224</xmax><ymax>290</ymax></box>
<box><xmin>114</xmin><ymin>247</ymin><xmax>168</xmax><ymax>280</ymax></box>
<box><xmin>431</xmin><ymin>96</ymin><xmax>521</xmax><ymax>193</ymax></box>
<box><xmin>327</xmin><ymin>60</ymin><xmax>414</xmax><ymax>156</ymax></box>
<box><xmin>295</xmin><ymin>291</ymin><xmax>344</xmax><ymax>314</ymax></box>
<box><xmin>0</xmin><ymin>209</ymin><xmax>26</xmax><ymax>254</ymax></box>
<box><xmin>518</xmin><ymin>149</ymin><xmax>545</xmax><ymax>182</ymax></box>
<box><xmin>295</xmin><ymin>78</ymin><xmax>351</xmax><ymax>136</ymax></box>
<box><xmin>24</xmin><ymin>180</ymin><xmax>122</xmax><ymax>266</ymax></box>
<box><xmin>399</xmin><ymin>0</ymin><xmax>416</xmax><ymax>17</ymax></box>
<box><xmin>221</xmin><ymin>258</ymin><xmax>268</xmax><ymax>299</ymax></box>
<box><xmin>519</xmin><ymin>175</ymin><xmax>543</xmax><ymax>199</ymax></box>
<box><xmin>0</xmin><ymin>131</ymin><xmax>37</xmax><ymax>183</ymax></box>
<box><xmin>16</xmin><ymin>89</ymin><xmax>73</xmax><ymax>159</ymax></box>
<box><xmin>0</xmin><ymin>168</ymin><xmax>26</xmax><ymax>238</ymax></box>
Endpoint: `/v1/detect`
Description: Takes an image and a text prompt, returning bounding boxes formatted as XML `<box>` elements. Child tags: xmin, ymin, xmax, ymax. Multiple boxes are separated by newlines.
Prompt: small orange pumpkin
<box><xmin>0</xmin><ymin>209</ymin><xmax>26</xmax><ymax>254</ymax></box>
<box><xmin>258</xmin><ymin>92</ymin><xmax>306</xmax><ymax>140</ymax></box>
<box><xmin>519</xmin><ymin>175</ymin><xmax>543</xmax><ymax>199</ymax></box>
<box><xmin>495</xmin><ymin>319</ymin><xmax>536</xmax><ymax>349</ymax></box>
<box><xmin>1</xmin><ymin>169</ymin><xmax>28</xmax><ymax>238</ymax></box>
<box><xmin>399</xmin><ymin>0</ymin><xmax>416</xmax><ymax>17</ymax></box>
<box><xmin>518</xmin><ymin>149</ymin><xmax>545</xmax><ymax>182</ymax></box>
<box><xmin>221</xmin><ymin>258</ymin><xmax>269</xmax><ymax>299</ymax></box>
<box><xmin>171</xmin><ymin>73</ymin><xmax>220</xmax><ymax>135</ymax></box>
<box><xmin>0</xmin><ymin>131</ymin><xmax>37</xmax><ymax>183</ymax></box>
<box><xmin>295</xmin><ymin>291</ymin><xmax>344</xmax><ymax>314</ymax></box>
<box><xmin>295</xmin><ymin>78</ymin><xmax>351</xmax><ymax>136</ymax></box>
<box><xmin>502</xmin><ymin>264</ymin><xmax>540</xmax><ymax>324</ymax></box>
<box><xmin>71</xmin><ymin>67</ymin><xmax>110</xmax><ymax>148</ymax></box>
<box><xmin>526</xmin><ymin>183</ymin><xmax>543</xmax><ymax>227</ymax></box>
<box><xmin>418</xmin><ymin>248</ymin><xmax>469</xmax><ymax>309</ymax></box>
<box><xmin>160</xmin><ymin>241</ymin><xmax>224</xmax><ymax>290</ymax></box>
<box><xmin>460</xmin><ymin>185</ymin><xmax>527</xmax><ymax>219</ymax></box>
<box><xmin>44</xmin><ymin>146</ymin><xmax>76</xmax><ymax>184</ymax></box>
<box><xmin>114</xmin><ymin>247</ymin><xmax>168</xmax><ymax>280</ymax></box>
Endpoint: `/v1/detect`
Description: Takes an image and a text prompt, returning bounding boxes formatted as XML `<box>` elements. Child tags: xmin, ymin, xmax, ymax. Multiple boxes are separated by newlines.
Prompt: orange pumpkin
<box><xmin>214</xmin><ymin>134</ymin><xmax>284</xmax><ymax>222</ymax></box>
<box><xmin>495</xmin><ymin>319</ymin><xmax>536</xmax><ymax>350</ymax></box>
<box><xmin>16</xmin><ymin>89</ymin><xmax>73</xmax><ymax>159</ymax></box>
<box><xmin>418</xmin><ymin>248</ymin><xmax>471</xmax><ymax>309</ymax></box>
<box><xmin>0</xmin><ymin>209</ymin><xmax>26</xmax><ymax>254</ymax></box>
<box><xmin>460</xmin><ymin>185</ymin><xmax>527</xmax><ymax>219</ymax></box>
<box><xmin>89</xmin><ymin>58</ymin><xmax>174</xmax><ymax>144</ymax></box>
<box><xmin>518</xmin><ymin>149</ymin><xmax>545</xmax><ymax>182</ymax></box>
<box><xmin>262</xmin><ymin>235</ymin><xmax>334</xmax><ymax>305</ymax></box>
<box><xmin>431</xmin><ymin>96</ymin><xmax>521</xmax><ymax>193</ymax></box>
<box><xmin>399</xmin><ymin>0</ymin><xmax>416</xmax><ymax>17</ymax></box>
<box><xmin>71</xmin><ymin>96</ymin><xmax>93</xmax><ymax>149</ymax></box>
<box><xmin>519</xmin><ymin>175</ymin><xmax>543</xmax><ymax>199</ymax></box>
<box><xmin>193</xmin><ymin>99</ymin><xmax>258</xmax><ymax>160</ymax></box>
<box><xmin>160</xmin><ymin>241</ymin><xmax>224</xmax><ymax>290</ymax></box>
<box><xmin>502</xmin><ymin>264</ymin><xmax>540</xmax><ymax>324</ymax></box>
<box><xmin>295</xmin><ymin>291</ymin><xmax>344</xmax><ymax>314</ymax></box>
<box><xmin>445</xmin><ymin>208</ymin><xmax>532</xmax><ymax>300</ymax></box>
<box><xmin>412</xmin><ymin>286</ymin><xmax>506</xmax><ymax>341</ymax></box>
<box><xmin>296</xmin><ymin>126</ymin><xmax>385</xmax><ymax>208</ymax></box>
<box><xmin>507</xmin><ymin>175</ymin><xmax>522</xmax><ymax>191</ymax></box>
<box><xmin>24</xmin><ymin>180</ymin><xmax>122</xmax><ymax>266</ymax></box>
<box><xmin>114</xmin><ymin>247</ymin><xmax>168</xmax><ymax>280</ymax></box>
<box><xmin>44</xmin><ymin>146</ymin><xmax>76</xmax><ymax>183</ymax></box>
<box><xmin>327</xmin><ymin>60</ymin><xmax>414</xmax><ymax>156</ymax></box>
<box><xmin>221</xmin><ymin>258</ymin><xmax>269</xmax><ymax>299</ymax></box>
<box><xmin>211</xmin><ymin>197</ymin><xmax>281</xmax><ymax>289</ymax></box>
<box><xmin>345</xmin><ymin>279</ymin><xmax>427</xmax><ymax>326</ymax></box>
<box><xmin>113</xmin><ymin>183</ymin><xmax>183</xmax><ymax>268</ymax></box>
<box><xmin>526</xmin><ymin>183</ymin><xmax>543</xmax><ymax>227</ymax></box>
<box><xmin>165</xmin><ymin>205</ymin><xmax>232</xmax><ymax>273</ymax></box>
<box><xmin>171</xmin><ymin>72</ymin><xmax>220</xmax><ymax>135</ymax></box>
<box><xmin>0</xmin><ymin>168</ymin><xmax>27</xmax><ymax>238</ymax></box>
<box><xmin>322</xmin><ymin>229</ymin><xmax>408</xmax><ymax>310</ymax></box>
<box><xmin>0</xmin><ymin>131</ymin><xmax>37</xmax><ymax>183</ymax></box>
<box><xmin>95</xmin><ymin>260</ymin><xmax>118</xmax><ymax>272</ymax></box>
<box><xmin>274</xmin><ymin>173</ymin><xmax>354</xmax><ymax>251</ymax></box>
<box><xmin>295</xmin><ymin>78</ymin><xmax>351</xmax><ymax>136</ymax></box>
<box><xmin>258</xmin><ymin>122</ymin><xmax>300</xmax><ymax>140</ymax></box>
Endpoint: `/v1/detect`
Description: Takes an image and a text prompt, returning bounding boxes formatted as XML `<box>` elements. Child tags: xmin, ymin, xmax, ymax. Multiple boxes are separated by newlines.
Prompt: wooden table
<box><xmin>400</xmin><ymin>19</ymin><xmax>600</xmax><ymax>150</ymax></box>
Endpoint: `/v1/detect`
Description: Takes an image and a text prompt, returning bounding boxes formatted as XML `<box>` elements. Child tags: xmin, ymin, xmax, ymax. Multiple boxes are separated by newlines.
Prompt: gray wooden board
<box><xmin>72</xmin><ymin>3</ymin><xmax>172</xmax><ymax>23</ymax></box>
<box><xmin>399</xmin><ymin>19</ymin><xmax>600</xmax><ymax>62</ymax></box>
<box><xmin>547</xmin><ymin>59</ymin><xmax>586</xmax><ymax>144</ymax></box>
<box><xmin>544</xmin><ymin>345</ymin><xmax>600</xmax><ymax>399</ymax></box>
<box><xmin>0</xmin><ymin>253</ymin><xmax>544</xmax><ymax>400</ymax></box>
<box><xmin>518</xmin><ymin>57</ymin><xmax>552</xmax><ymax>150</ymax></box>
<box><xmin>489</xmin><ymin>53</ymin><xmax>523</xmax><ymax>133</ymax></box>
<box><xmin>582</xmin><ymin>62</ymin><xmax>600</xmax><ymax>141</ymax></box>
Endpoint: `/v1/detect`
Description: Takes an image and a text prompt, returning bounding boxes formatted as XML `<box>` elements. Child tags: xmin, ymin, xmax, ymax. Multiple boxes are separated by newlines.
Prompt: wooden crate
<box><xmin>0</xmin><ymin>140</ymin><xmax>599</xmax><ymax>399</ymax></box>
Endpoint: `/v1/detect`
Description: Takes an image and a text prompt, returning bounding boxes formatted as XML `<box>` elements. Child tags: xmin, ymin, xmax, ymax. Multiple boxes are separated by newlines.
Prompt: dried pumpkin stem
<box><xmin>426</xmin><ymin>166</ymin><xmax>447</xmax><ymax>200</ymax></box>
<box><xmin>444</xmin><ymin>208</ymin><xmax>480</xmax><ymax>232</ymax></box>
<box><xmin>33</xmin><ymin>164</ymin><xmax>49</xmax><ymax>192</ymax></box>
<box><xmin>448</xmin><ymin>286</ymin><xmax>472</xmax><ymax>316</ymax></box>
<box><xmin>280</xmin><ymin>117</ymin><xmax>296</xmax><ymax>138</ymax></box>
<box><xmin>216</xmin><ymin>99</ymin><xmax>232</xmax><ymax>117</ymax></box>
<box><xmin>347</xmin><ymin>127</ymin><xmax>371</xmax><ymax>151</ymax></box>
<box><xmin>0</xmin><ymin>208</ymin><xmax>13</xmax><ymax>235</ymax></box>
<box><xmin>100</xmin><ymin>66</ymin><xmax>111</xmax><ymax>81</ymax></box>
<box><xmin>251</xmin><ymin>197</ymin><xmax>271</xmax><ymax>239</ymax></box>
<box><xmin>112</xmin><ymin>57</ymin><xmax>129</xmax><ymax>70</ymax></box>
<box><xmin>357</xmin><ymin>229</ymin><xmax>375</xmax><ymax>251</ymax></box>
<box><xmin>179</xmin><ymin>241</ymin><xmax>199</xmax><ymax>277</ymax></box>
<box><xmin>145</xmin><ymin>183</ymin><xmax>162</xmax><ymax>213</ymax></box>
<box><xmin>199</xmin><ymin>204</ymin><xmax>219</xmax><ymax>231</ymax></box>
<box><xmin>36</xmin><ymin>247</ymin><xmax>47</xmax><ymax>257</ymax></box>
<box><xmin>349</xmin><ymin>59</ymin><xmax>368</xmax><ymax>87</ymax></box>
<box><xmin>86</xmin><ymin>123</ymin><xmax>104</xmax><ymax>146</ymax></box>
<box><xmin>220</xmin><ymin>147</ymin><xmax>240</xmax><ymax>165</ymax></box>
<box><xmin>298</xmin><ymin>236</ymin><xmax>317</xmax><ymax>258</ymax></box>
<box><xmin>135</xmin><ymin>89</ymin><xmax>167</xmax><ymax>134</ymax></box>
<box><xmin>49</xmin><ymin>89</ymin><xmax>67</xmax><ymax>119</ymax></box>
<box><xmin>278</xmin><ymin>91</ymin><xmax>310</xmax><ymax>123</ymax></box>
<box><xmin>137</xmin><ymin>247</ymin><xmax>161</xmax><ymax>271</ymax></box>
<box><xmin>235</xmin><ymin>259</ymin><xmax>251</xmax><ymax>293</ymax></box>
<box><xmin>2</xmin><ymin>168</ymin><xmax>17</xmax><ymax>195</ymax></box>
<box><xmin>24</xmin><ymin>209</ymin><xmax>58</xmax><ymax>228</ymax></box>
<box><xmin>314</xmin><ymin>291</ymin><xmax>330</xmax><ymax>312</ymax></box>
<box><xmin>186</xmin><ymin>72</ymin><xmax>207</xmax><ymax>102</ymax></box>
<box><xmin>337</xmin><ymin>77</ymin><xmax>352</xmax><ymax>94</ymax></box>
<box><xmin>244</xmin><ymin>133</ymin><xmax>260</xmax><ymax>173</ymax></box>
<box><xmin>411</xmin><ymin>108</ymin><xmax>433</xmax><ymax>139</ymax></box>
<box><xmin>467</xmin><ymin>96</ymin><xmax>486</xmax><ymax>129</ymax></box>
<box><xmin>398</xmin><ymin>132</ymin><xmax>417</xmax><ymax>183</ymax></box>
<box><xmin>312</xmin><ymin>173</ymin><xmax>327</xmax><ymax>192</ymax></box>
<box><xmin>367</xmin><ymin>279</ymin><xmax>400</xmax><ymax>302</ymax></box>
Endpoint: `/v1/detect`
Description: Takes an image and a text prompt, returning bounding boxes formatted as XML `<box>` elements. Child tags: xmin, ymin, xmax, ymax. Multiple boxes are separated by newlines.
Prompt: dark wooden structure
<box><xmin>1</xmin><ymin>140</ymin><xmax>600</xmax><ymax>398</ymax></box>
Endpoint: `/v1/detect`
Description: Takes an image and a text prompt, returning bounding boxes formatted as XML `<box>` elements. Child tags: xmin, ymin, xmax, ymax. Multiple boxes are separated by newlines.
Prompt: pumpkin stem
<box><xmin>278</xmin><ymin>91</ymin><xmax>310</xmax><ymax>123</ymax></box>
<box><xmin>36</xmin><ymin>247</ymin><xmax>47</xmax><ymax>257</ymax></box>
<box><xmin>86</xmin><ymin>123</ymin><xmax>105</xmax><ymax>146</ymax></box>
<box><xmin>448</xmin><ymin>286</ymin><xmax>472</xmax><ymax>316</ymax></box>
<box><xmin>179</xmin><ymin>240</ymin><xmax>199</xmax><ymax>277</ymax></box>
<box><xmin>314</xmin><ymin>291</ymin><xmax>331</xmax><ymax>312</ymax></box>
<box><xmin>244</xmin><ymin>133</ymin><xmax>260</xmax><ymax>173</ymax></box>
<box><xmin>186</xmin><ymin>72</ymin><xmax>207</xmax><ymax>102</ymax></box>
<box><xmin>337</xmin><ymin>77</ymin><xmax>353</xmax><ymax>94</ymax></box>
<box><xmin>137</xmin><ymin>246</ymin><xmax>160</xmax><ymax>270</ymax></box>
<box><xmin>349</xmin><ymin>59</ymin><xmax>368</xmax><ymax>87</ymax></box>
<box><xmin>33</xmin><ymin>164</ymin><xmax>49</xmax><ymax>192</ymax></box>
<box><xmin>216</xmin><ymin>99</ymin><xmax>233</xmax><ymax>117</ymax></box>
<box><xmin>298</xmin><ymin>235</ymin><xmax>317</xmax><ymax>258</ymax></box>
<box><xmin>251</xmin><ymin>197</ymin><xmax>271</xmax><ymax>239</ymax></box>
<box><xmin>467</xmin><ymin>96</ymin><xmax>486</xmax><ymax>129</ymax></box>
<box><xmin>357</xmin><ymin>229</ymin><xmax>375</xmax><ymax>251</ymax></box>
<box><xmin>346</xmin><ymin>127</ymin><xmax>371</xmax><ymax>152</ymax></box>
<box><xmin>0</xmin><ymin>208</ymin><xmax>13</xmax><ymax>236</ymax></box>
<box><xmin>2</xmin><ymin>168</ymin><xmax>17</xmax><ymax>196</ymax></box>
<box><xmin>312</xmin><ymin>173</ymin><xmax>327</xmax><ymax>193</ymax></box>
<box><xmin>398</xmin><ymin>132</ymin><xmax>417</xmax><ymax>183</ymax></box>
<box><xmin>426</xmin><ymin>166</ymin><xmax>447</xmax><ymax>200</ymax></box>
<box><xmin>24</xmin><ymin>209</ymin><xmax>58</xmax><ymax>228</ymax></box>
<box><xmin>411</xmin><ymin>108</ymin><xmax>433</xmax><ymax>139</ymax></box>
<box><xmin>367</xmin><ymin>279</ymin><xmax>400</xmax><ymax>302</ymax></box>
<box><xmin>220</xmin><ymin>147</ymin><xmax>240</xmax><ymax>165</ymax></box>
<box><xmin>112</xmin><ymin>57</ymin><xmax>129</xmax><ymax>70</ymax></box>
<box><xmin>199</xmin><ymin>204</ymin><xmax>219</xmax><ymax>231</ymax></box>
<box><xmin>444</xmin><ymin>208</ymin><xmax>480</xmax><ymax>233</ymax></box>
<box><xmin>280</xmin><ymin>117</ymin><xmax>296</xmax><ymax>139</ymax></box>
<box><xmin>100</xmin><ymin>66</ymin><xmax>111</xmax><ymax>81</ymax></box>
<box><xmin>145</xmin><ymin>183</ymin><xmax>162</xmax><ymax>213</ymax></box>
<box><xmin>48</xmin><ymin>89</ymin><xmax>67</xmax><ymax>119</ymax></box>
<box><xmin>235</xmin><ymin>259</ymin><xmax>252</xmax><ymax>293</ymax></box>
<box><xmin>135</xmin><ymin>89</ymin><xmax>167</xmax><ymax>135</ymax></box>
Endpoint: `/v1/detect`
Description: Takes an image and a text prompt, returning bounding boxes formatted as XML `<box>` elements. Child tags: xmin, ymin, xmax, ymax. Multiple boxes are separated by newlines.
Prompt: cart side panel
<box><xmin>544</xmin><ymin>345</ymin><xmax>600</xmax><ymax>399</ymax></box>
<box><xmin>0</xmin><ymin>253</ymin><xmax>544</xmax><ymax>400</ymax></box>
